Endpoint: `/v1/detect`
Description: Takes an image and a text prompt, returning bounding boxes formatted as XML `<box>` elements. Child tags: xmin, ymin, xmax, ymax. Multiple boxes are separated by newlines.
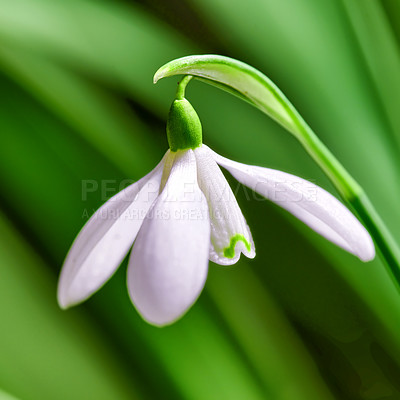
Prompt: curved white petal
<box><xmin>127</xmin><ymin>150</ymin><xmax>210</xmax><ymax>327</ymax></box>
<box><xmin>194</xmin><ymin>145</ymin><xmax>255</xmax><ymax>266</ymax></box>
<box><xmin>210</xmin><ymin>146</ymin><xmax>375</xmax><ymax>262</ymax></box>
<box><xmin>58</xmin><ymin>151</ymin><xmax>171</xmax><ymax>309</ymax></box>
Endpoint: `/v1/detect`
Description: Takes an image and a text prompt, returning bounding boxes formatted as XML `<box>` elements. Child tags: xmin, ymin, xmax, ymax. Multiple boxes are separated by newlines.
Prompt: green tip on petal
<box><xmin>167</xmin><ymin>98</ymin><xmax>203</xmax><ymax>152</ymax></box>
<box><xmin>223</xmin><ymin>234</ymin><xmax>251</xmax><ymax>259</ymax></box>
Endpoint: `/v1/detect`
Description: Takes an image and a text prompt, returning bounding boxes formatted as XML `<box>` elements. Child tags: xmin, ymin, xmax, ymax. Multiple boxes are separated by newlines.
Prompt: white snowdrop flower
<box><xmin>58</xmin><ymin>92</ymin><xmax>375</xmax><ymax>327</ymax></box>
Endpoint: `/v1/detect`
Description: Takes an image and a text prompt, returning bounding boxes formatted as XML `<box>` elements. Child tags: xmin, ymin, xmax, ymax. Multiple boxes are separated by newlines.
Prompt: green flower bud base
<box><xmin>167</xmin><ymin>98</ymin><xmax>202</xmax><ymax>152</ymax></box>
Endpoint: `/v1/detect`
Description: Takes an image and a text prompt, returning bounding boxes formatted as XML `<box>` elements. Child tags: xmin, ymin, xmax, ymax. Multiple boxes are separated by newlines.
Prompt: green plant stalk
<box><xmin>154</xmin><ymin>55</ymin><xmax>400</xmax><ymax>287</ymax></box>
<box><xmin>291</xmin><ymin>110</ymin><xmax>400</xmax><ymax>287</ymax></box>
<box><xmin>175</xmin><ymin>75</ymin><xmax>193</xmax><ymax>99</ymax></box>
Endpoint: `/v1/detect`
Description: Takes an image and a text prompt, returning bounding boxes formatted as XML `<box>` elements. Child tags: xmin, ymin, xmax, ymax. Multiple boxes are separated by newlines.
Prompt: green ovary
<box><xmin>166</xmin><ymin>98</ymin><xmax>202</xmax><ymax>152</ymax></box>
<box><xmin>223</xmin><ymin>234</ymin><xmax>251</xmax><ymax>258</ymax></box>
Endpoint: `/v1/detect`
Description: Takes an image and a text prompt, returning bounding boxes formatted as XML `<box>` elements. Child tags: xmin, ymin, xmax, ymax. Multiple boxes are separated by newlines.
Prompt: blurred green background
<box><xmin>0</xmin><ymin>0</ymin><xmax>400</xmax><ymax>399</ymax></box>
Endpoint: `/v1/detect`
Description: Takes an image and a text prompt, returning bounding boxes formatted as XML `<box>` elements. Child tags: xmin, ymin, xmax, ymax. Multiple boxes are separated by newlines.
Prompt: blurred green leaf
<box><xmin>0</xmin><ymin>212</ymin><xmax>143</xmax><ymax>400</ymax></box>
<box><xmin>0</xmin><ymin>45</ymin><xmax>161</xmax><ymax>176</ymax></box>
<box><xmin>0</xmin><ymin>389</ymin><xmax>20</xmax><ymax>400</ymax></box>
<box><xmin>341</xmin><ymin>0</ymin><xmax>400</xmax><ymax>151</ymax></box>
<box><xmin>207</xmin><ymin>265</ymin><xmax>335</xmax><ymax>400</ymax></box>
<box><xmin>0</xmin><ymin>0</ymin><xmax>197</xmax><ymax>109</ymax></box>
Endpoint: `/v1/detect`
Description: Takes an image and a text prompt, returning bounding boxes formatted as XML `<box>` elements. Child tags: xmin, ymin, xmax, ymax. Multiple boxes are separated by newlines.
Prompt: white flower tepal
<box><xmin>57</xmin><ymin>86</ymin><xmax>375</xmax><ymax>326</ymax></box>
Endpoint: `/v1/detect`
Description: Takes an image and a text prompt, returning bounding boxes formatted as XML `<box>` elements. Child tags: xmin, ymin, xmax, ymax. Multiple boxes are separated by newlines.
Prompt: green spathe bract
<box><xmin>167</xmin><ymin>98</ymin><xmax>202</xmax><ymax>152</ymax></box>
<box><xmin>223</xmin><ymin>234</ymin><xmax>251</xmax><ymax>259</ymax></box>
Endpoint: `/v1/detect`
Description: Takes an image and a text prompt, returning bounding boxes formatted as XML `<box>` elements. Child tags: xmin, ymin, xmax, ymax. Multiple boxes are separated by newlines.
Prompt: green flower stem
<box><xmin>292</xmin><ymin>120</ymin><xmax>361</xmax><ymax>201</ymax></box>
<box><xmin>175</xmin><ymin>75</ymin><xmax>193</xmax><ymax>100</ymax></box>
<box><xmin>352</xmin><ymin>193</ymin><xmax>400</xmax><ymax>283</ymax></box>
<box><xmin>290</xmin><ymin>107</ymin><xmax>400</xmax><ymax>288</ymax></box>
<box><xmin>154</xmin><ymin>55</ymin><xmax>400</xmax><ymax>287</ymax></box>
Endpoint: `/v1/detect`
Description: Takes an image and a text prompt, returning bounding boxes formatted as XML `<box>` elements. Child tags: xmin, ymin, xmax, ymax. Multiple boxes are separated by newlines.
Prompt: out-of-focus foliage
<box><xmin>0</xmin><ymin>0</ymin><xmax>399</xmax><ymax>399</ymax></box>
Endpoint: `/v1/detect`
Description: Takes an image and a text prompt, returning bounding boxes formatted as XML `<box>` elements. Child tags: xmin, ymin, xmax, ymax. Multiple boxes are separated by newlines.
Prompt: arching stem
<box><xmin>175</xmin><ymin>75</ymin><xmax>193</xmax><ymax>100</ymax></box>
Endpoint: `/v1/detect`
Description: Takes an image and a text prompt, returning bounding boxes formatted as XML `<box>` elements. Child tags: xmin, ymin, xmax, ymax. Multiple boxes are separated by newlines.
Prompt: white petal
<box><xmin>210</xmin><ymin>146</ymin><xmax>375</xmax><ymax>262</ymax></box>
<box><xmin>57</xmin><ymin>151</ymin><xmax>170</xmax><ymax>308</ymax></box>
<box><xmin>194</xmin><ymin>145</ymin><xmax>255</xmax><ymax>266</ymax></box>
<box><xmin>127</xmin><ymin>150</ymin><xmax>210</xmax><ymax>326</ymax></box>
